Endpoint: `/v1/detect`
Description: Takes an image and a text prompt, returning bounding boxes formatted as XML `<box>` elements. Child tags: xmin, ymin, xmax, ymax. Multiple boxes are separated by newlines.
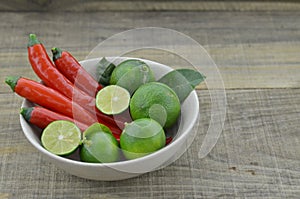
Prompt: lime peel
<box><xmin>120</xmin><ymin>118</ymin><xmax>166</xmax><ymax>160</ymax></box>
<box><xmin>80</xmin><ymin>123</ymin><xmax>120</xmax><ymax>163</ymax></box>
<box><xmin>109</xmin><ymin>59</ymin><xmax>156</xmax><ymax>95</ymax></box>
<box><xmin>129</xmin><ymin>82</ymin><xmax>181</xmax><ymax>128</ymax></box>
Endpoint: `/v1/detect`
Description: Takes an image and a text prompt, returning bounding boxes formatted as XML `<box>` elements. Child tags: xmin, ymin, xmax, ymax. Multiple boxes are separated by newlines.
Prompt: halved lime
<box><xmin>96</xmin><ymin>85</ymin><xmax>130</xmax><ymax>115</ymax></box>
<box><xmin>41</xmin><ymin>120</ymin><xmax>81</xmax><ymax>156</ymax></box>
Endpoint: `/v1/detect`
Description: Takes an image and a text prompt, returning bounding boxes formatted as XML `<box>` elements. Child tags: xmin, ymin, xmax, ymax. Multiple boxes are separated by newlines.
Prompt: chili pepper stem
<box><xmin>28</xmin><ymin>34</ymin><xmax>41</xmax><ymax>47</ymax></box>
<box><xmin>51</xmin><ymin>47</ymin><xmax>62</xmax><ymax>61</ymax></box>
<box><xmin>20</xmin><ymin>107</ymin><xmax>33</xmax><ymax>121</ymax></box>
<box><xmin>5</xmin><ymin>76</ymin><xmax>20</xmax><ymax>91</ymax></box>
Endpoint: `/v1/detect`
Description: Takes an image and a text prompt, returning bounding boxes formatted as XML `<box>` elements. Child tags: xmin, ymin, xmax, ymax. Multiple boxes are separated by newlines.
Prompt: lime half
<box><xmin>41</xmin><ymin>120</ymin><xmax>82</xmax><ymax>156</ymax></box>
<box><xmin>96</xmin><ymin>85</ymin><xmax>130</xmax><ymax>115</ymax></box>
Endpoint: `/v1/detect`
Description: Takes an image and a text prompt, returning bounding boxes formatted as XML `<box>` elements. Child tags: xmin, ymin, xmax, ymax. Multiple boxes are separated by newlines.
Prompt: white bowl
<box><xmin>20</xmin><ymin>57</ymin><xmax>200</xmax><ymax>181</ymax></box>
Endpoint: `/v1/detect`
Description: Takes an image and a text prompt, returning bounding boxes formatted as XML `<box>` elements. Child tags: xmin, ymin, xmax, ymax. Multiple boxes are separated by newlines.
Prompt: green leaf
<box><xmin>176</xmin><ymin>69</ymin><xmax>206</xmax><ymax>88</ymax></box>
<box><xmin>96</xmin><ymin>57</ymin><xmax>116</xmax><ymax>86</ymax></box>
<box><xmin>158</xmin><ymin>69</ymin><xmax>205</xmax><ymax>102</ymax></box>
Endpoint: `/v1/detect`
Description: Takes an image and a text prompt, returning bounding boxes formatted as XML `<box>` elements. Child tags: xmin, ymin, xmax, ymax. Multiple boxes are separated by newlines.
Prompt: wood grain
<box><xmin>0</xmin><ymin>2</ymin><xmax>300</xmax><ymax>198</ymax></box>
<box><xmin>0</xmin><ymin>11</ymin><xmax>299</xmax><ymax>91</ymax></box>
<box><xmin>0</xmin><ymin>89</ymin><xmax>299</xmax><ymax>198</ymax></box>
<box><xmin>1</xmin><ymin>0</ymin><xmax>300</xmax><ymax>12</ymax></box>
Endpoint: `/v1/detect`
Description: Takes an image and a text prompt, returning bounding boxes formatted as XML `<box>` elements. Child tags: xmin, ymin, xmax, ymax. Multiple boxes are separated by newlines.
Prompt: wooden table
<box><xmin>0</xmin><ymin>1</ymin><xmax>299</xmax><ymax>198</ymax></box>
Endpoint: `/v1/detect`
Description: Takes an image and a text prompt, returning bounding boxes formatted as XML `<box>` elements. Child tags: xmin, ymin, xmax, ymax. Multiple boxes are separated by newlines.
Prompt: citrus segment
<box><xmin>41</xmin><ymin>120</ymin><xmax>81</xmax><ymax>156</ymax></box>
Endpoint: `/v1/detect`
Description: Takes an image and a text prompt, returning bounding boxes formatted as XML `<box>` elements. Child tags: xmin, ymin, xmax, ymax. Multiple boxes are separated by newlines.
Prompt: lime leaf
<box><xmin>158</xmin><ymin>69</ymin><xmax>205</xmax><ymax>102</ymax></box>
<box><xmin>176</xmin><ymin>69</ymin><xmax>206</xmax><ymax>88</ymax></box>
<box><xmin>96</xmin><ymin>57</ymin><xmax>116</xmax><ymax>86</ymax></box>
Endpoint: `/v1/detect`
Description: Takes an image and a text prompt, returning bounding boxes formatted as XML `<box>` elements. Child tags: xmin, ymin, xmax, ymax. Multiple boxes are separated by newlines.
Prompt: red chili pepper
<box><xmin>27</xmin><ymin>34</ymin><xmax>94</xmax><ymax>110</ymax></box>
<box><xmin>27</xmin><ymin>34</ymin><xmax>126</xmax><ymax>131</ymax></box>
<box><xmin>51</xmin><ymin>47</ymin><xmax>102</xmax><ymax>97</ymax></box>
<box><xmin>19</xmin><ymin>106</ymin><xmax>121</xmax><ymax>140</ymax></box>
<box><xmin>20</xmin><ymin>106</ymin><xmax>89</xmax><ymax>132</ymax></box>
<box><xmin>166</xmin><ymin>136</ymin><xmax>173</xmax><ymax>145</ymax></box>
<box><xmin>5</xmin><ymin>76</ymin><xmax>97</xmax><ymax>127</ymax></box>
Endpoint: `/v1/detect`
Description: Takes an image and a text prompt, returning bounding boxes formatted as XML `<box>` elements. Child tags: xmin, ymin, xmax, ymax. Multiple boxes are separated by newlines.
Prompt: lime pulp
<box><xmin>96</xmin><ymin>85</ymin><xmax>130</xmax><ymax>115</ymax></box>
<box><xmin>41</xmin><ymin>120</ymin><xmax>81</xmax><ymax>156</ymax></box>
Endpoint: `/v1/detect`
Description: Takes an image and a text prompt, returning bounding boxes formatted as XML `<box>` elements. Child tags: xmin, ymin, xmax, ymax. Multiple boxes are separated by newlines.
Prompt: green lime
<box><xmin>109</xmin><ymin>59</ymin><xmax>155</xmax><ymax>95</ymax></box>
<box><xmin>80</xmin><ymin>123</ymin><xmax>119</xmax><ymax>163</ymax></box>
<box><xmin>95</xmin><ymin>85</ymin><xmax>130</xmax><ymax>115</ymax></box>
<box><xmin>41</xmin><ymin>120</ymin><xmax>81</xmax><ymax>156</ymax></box>
<box><xmin>130</xmin><ymin>82</ymin><xmax>181</xmax><ymax>128</ymax></box>
<box><xmin>120</xmin><ymin>118</ymin><xmax>166</xmax><ymax>160</ymax></box>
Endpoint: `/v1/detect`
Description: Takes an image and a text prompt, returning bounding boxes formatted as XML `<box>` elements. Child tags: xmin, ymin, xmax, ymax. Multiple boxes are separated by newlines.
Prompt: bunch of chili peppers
<box><xmin>5</xmin><ymin>34</ymin><xmax>127</xmax><ymax>140</ymax></box>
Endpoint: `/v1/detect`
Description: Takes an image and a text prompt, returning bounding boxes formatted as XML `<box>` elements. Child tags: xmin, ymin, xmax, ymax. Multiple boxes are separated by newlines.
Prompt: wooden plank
<box><xmin>1</xmin><ymin>11</ymin><xmax>299</xmax><ymax>48</ymax></box>
<box><xmin>2</xmin><ymin>41</ymin><xmax>300</xmax><ymax>91</ymax></box>
<box><xmin>0</xmin><ymin>4</ymin><xmax>299</xmax><ymax>198</ymax></box>
<box><xmin>2</xmin><ymin>0</ymin><xmax>300</xmax><ymax>12</ymax></box>
<box><xmin>0</xmin><ymin>11</ymin><xmax>299</xmax><ymax>90</ymax></box>
<box><xmin>0</xmin><ymin>89</ymin><xmax>299</xmax><ymax>197</ymax></box>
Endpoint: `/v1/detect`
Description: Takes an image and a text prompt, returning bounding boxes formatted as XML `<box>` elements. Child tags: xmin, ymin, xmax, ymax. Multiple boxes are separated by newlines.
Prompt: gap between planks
<box><xmin>1</xmin><ymin>1</ymin><xmax>300</xmax><ymax>12</ymax></box>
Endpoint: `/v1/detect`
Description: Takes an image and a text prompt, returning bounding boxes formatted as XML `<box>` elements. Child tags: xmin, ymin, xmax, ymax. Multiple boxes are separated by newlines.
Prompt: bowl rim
<box><xmin>20</xmin><ymin>57</ymin><xmax>200</xmax><ymax>168</ymax></box>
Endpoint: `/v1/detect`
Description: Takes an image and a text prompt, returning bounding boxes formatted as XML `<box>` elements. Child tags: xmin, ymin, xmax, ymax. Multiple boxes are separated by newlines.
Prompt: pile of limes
<box><xmin>41</xmin><ymin>59</ymin><xmax>203</xmax><ymax>163</ymax></box>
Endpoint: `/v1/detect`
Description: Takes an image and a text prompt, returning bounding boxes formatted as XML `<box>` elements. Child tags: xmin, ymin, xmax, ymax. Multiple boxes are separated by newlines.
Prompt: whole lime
<box><xmin>130</xmin><ymin>82</ymin><xmax>181</xmax><ymax>128</ymax></box>
<box><xmin>110</xmin><ymin>59</ymin><xmax>155</xmax><ymax>95</ymax></box>
<box><xmin>80</xmin><ymin>123</ymin><xmax>119</xmax><ymax>163</ymax></box>
<box><xmin>120</xmin><ymin>118</ymin><xmax>166</xmax><ymax>160</ymax></box>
